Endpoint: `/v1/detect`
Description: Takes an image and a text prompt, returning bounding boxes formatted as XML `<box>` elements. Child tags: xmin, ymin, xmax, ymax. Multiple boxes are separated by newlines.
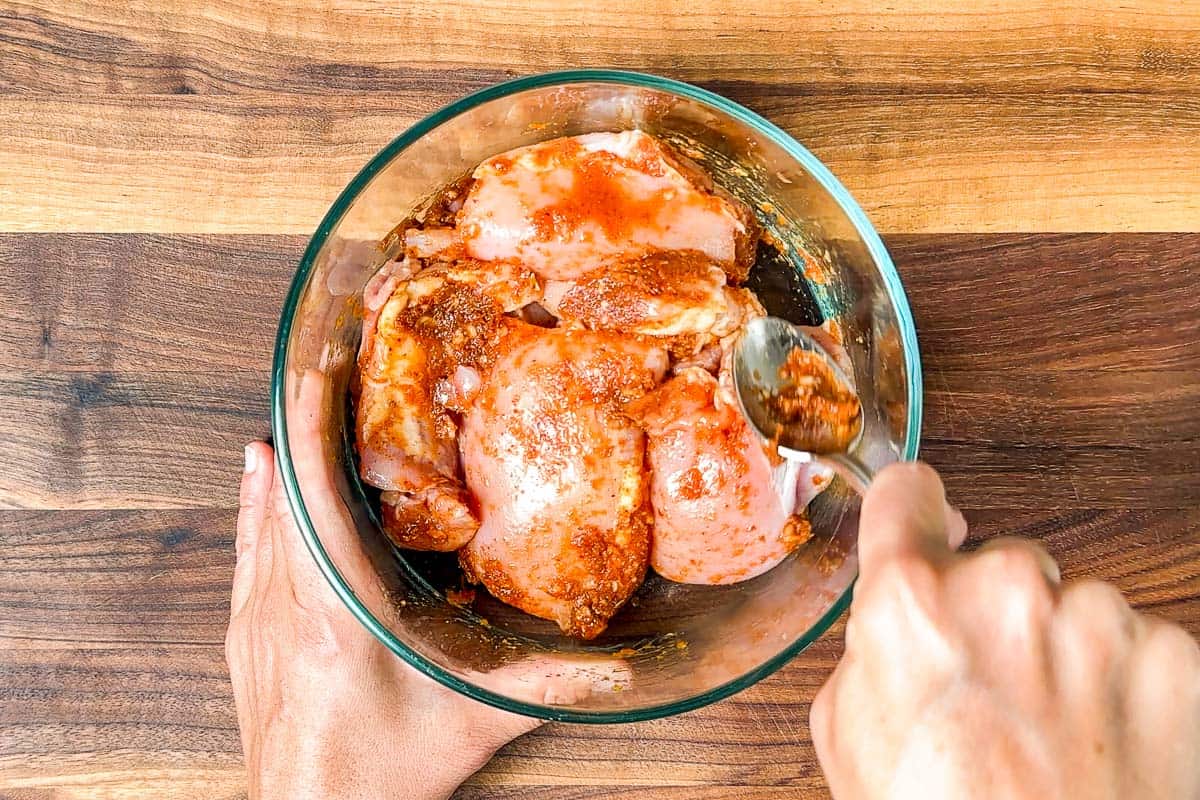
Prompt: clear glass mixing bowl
<box><xmin>271</xmin><ymin>70</ymin><xmax>921</xmax><ymax>722</ymax></box>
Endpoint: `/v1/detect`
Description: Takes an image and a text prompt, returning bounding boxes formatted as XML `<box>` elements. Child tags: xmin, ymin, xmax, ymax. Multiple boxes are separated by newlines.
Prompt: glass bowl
<box><xmin>271</xmin><ymin>70</ymin><xmax>921</xmax><ymax>723</ymax></box>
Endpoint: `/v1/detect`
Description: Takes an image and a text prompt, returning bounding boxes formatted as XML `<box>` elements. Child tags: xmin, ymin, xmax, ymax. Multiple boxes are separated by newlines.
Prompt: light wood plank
<box><xmin>2</xmin><ymin>92</ymin><xmax>1200</xmax><ymax>234</ymax></box>
<box><xmin>0</xmin><ymin>759</ymin><xmax>246</xmax><ymax>800</ymax></box>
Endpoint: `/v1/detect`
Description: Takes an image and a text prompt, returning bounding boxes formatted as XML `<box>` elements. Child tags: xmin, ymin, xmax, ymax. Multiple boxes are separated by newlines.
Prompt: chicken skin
<box><xmin>629</xmin><ymin>366</ymin><xmax>816</xmax><ymax>585</ymax></box>
<box><xmin>356</xmin><ymin>260</ymin><xmax>539</xmax><ymax>551</ymax></box>
<box><xmin>458</xmin><ymin>324</ymin><xmax>667</xmax><ymax>638</ymax></box>
<box><xmin>626</xmin><ymin>322</ymin><xmax>852</xmax><ymax>584</ymax></box>
<box><xmin>406</xmin><ymin>131</ymin><xmax>757</xmax><ymax>282</ymax></box>
<box><xmin>540</xmin><ymin>250</ymin><xmax>764</xmax><ymax>356</ymax></box>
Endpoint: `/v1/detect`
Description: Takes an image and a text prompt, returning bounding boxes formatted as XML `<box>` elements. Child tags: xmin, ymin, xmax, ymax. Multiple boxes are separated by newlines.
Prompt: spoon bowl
<box><xmin>733</xmin><ymin>316</ymin><xmax>874</xmax><ymax>495</ymax></box>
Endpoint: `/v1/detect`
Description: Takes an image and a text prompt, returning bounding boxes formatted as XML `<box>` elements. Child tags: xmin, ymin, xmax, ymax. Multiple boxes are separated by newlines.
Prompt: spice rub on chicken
<box><xmin>405</xmin><ymin>131</ymin><xmax>758</xmax><ymax>283</ymax></box>
<box><xmin>355</xmin><ymin>260</ymin><xmax>539</xmax><ymax>551</ymax></box>
<box><xmin>458</xmin><ymin>324</ymin><xmax>666</xmax><ymax>639</ymax></box>
<box><xmin>355</xmin><ymin>131</ymin><xmax>849</xmax><ymax>638</ymax></box>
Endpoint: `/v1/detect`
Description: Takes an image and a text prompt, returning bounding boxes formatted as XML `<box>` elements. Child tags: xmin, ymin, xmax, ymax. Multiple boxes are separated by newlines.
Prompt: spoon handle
<box><xmin>777</xmin><ymin>446</ymin><xmax>875</xmax><ymax>496</ymax></box>
<box><xmin>816</xmin><ymin>452</ymin><xmax>873</xmax><ymax>496</ymax></box>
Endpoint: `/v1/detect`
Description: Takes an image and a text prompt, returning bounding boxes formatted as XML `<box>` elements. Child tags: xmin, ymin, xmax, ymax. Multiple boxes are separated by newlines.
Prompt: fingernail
<box><xmin>244</xmin><ymin>444</ymin><xmax>258</xmax><ymax>475</ymax></box>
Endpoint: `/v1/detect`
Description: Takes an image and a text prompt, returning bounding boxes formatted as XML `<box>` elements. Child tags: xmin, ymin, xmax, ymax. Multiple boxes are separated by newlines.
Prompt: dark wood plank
<box><xmin>5</xmin><ymin>364</ymin><xmax>1191</xmax><ymax>510</ymax></box>
<box><xmin>0</xmin><ymin>509</ymin><xmax>242</xmax><ymax>796</ymax></box>
<box><xmin>6</xmin><ymin>233</ymin><xmax>1194</xmax><ymax>375</ymax></box>
<box><xmin>3</xmin><ymin>1</ymin><xmax>1200</xmax><ymax>95</ymax></box>
<box><xmin>893</xmin><ymin>232</ymin><xmax>1200</xmax><ymax>507</ymax></box>
<box><xmin>922</xmin><ymin>370</ymin><xmax>1200</xmax><ymax>507</ymax></box>
<box><xmin>893</xmin><ymin>233</ymin><xmax>1200</xmax><ymax>373</ymax></box>
<box><xmin>1</xmin><ymin>233</ymin><xmax>1196</xmax><ymax>509</ymax></box>
<box><xmin>0</xmin><ymin>509</ymin><xmax>234</xmax><ymax>645</ymax></box>
<box><xmin>1</xmin><ymin>506</ymin><xmax>1196</xmax><ymax>795</ymax></box>
<box><xmin>0</xmin><ymin>234</ymin><xmax>298</xmax><ymax>374</ymax></box>
<box><xmin>0</xmin><ymin>372</ymin><xmax>268</xmax><ymax>509</ymax></box>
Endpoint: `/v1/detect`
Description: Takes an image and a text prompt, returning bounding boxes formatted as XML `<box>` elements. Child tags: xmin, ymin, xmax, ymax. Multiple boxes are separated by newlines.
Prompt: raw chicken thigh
<box><xmin>459</xmin><ymin>324</ymin><xmax>667</xmax><ymax>638</ymax></box>
<box><xmin>356</xmin><ymin>259</ymin><xmax>539</xmax><ymax>551</ymax></box>
<box><xmin>541</xmin><ymin>249</ymin><xmax>764</xmax><ymax>356</ymax></box>
<box><xmin>408</xmin><ymin>131</ymin><xmax>757</xmax><ymax>282</ymax></box>
<box><xmin>629</xmin><ymin>366</ymin><xmax>815</xmax><ymax>585</ymax></box>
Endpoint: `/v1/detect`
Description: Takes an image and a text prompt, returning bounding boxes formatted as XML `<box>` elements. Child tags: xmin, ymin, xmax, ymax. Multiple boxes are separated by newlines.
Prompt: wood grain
<box><xmin>893</xmin><ymin>233</ymin><xmax>1200</xmax><ymax>373</ymax></box>
<box><xmin>0</xmin><ymin>239</ymin><xmax>1196</xmax><ymax>797</ymax></box>
<box><xmin>3</xmin><ymin>91</ymin><xmax>1200</xmax><ymax>234</ymax></box>
<box><xmin>0</xmin><ymin>233</ymin><xmax>1195</xmax><ymax>509</ymax></box>
<box><xmin>8</xmin><ymin>365</ymin><xmax>1194</xmax><ymax>510</ymax></box>
<box><xmin>1</xmin><ymin>507</ymin><xmax>1195</xmax><ymax>798</ymax></box>
<box><xmin>4</xmin><ymin>233</ymin><xmax>1194</xmax><ymax>376</ymax></box>
<box><xmin>922</xmin><ymin>371</ymin><xmax>1200</xmax><ymax>508</ymax></box>
<box><xmin>0</xmin><ymin>510</ymin><xmax>234</xmax><ymax>645</ymax></box>
<box><xmin>2</xmin><ymin>2</ymin><xmax>1199</xmax><ymax>796</ymax></box>
<box><xmin>0</xmin><ymin>371</ymin><xmax>269</xmax><ymax>509</ymax></box>
<box><xmin>4</xmin><ymin>0</ymin><xmax>1200</xmax><ymax>95</ymax></box>
<box><xmin>0</xmin><ymin>234</ymin><xmax>296</xmax><ymax>375</ymax></box>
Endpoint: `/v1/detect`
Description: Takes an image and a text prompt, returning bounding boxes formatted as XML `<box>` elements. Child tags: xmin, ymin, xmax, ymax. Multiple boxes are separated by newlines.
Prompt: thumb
<box><xmin>231</xmin><ymin>442</ymin><xmax>275</xmax><ymax>619</ymax></box>
<box><xmin>857</xmin><ymin>462</ymin><xmax>963</xmax><ymax>578</ymax></box>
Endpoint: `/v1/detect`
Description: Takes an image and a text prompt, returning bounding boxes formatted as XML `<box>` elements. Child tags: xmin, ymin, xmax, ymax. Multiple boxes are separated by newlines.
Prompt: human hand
<box><xmin>225</xmin><ymin>370</ymin><xmax>542</xmax><ymax>800</ymax></box>
<box><xmin>811</xmin><ymin>463</ymin><xmax>1200</xmax><ymax>800</ymax></box>
<box><xmin>226</xmin><ymin>440</ymin><xmax>541</xmax><ymax>800</ymax></box>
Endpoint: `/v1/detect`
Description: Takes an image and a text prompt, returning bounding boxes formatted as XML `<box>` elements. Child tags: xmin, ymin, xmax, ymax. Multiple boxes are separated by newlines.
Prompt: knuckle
<box><xmin>880</xmin><ymin>461</ymin><xmax>938</xmax><ymax>485</ymax></box>
<box><xmin>1144</xmin><ymin>620</ymin><xmax>1200</xmax><ymax>669</ymax></box>
<box><xmin>854</xmin><ymin>553</ymin><xmax>942</xmax><ymax>630</ymax></box>
<box><xmin>1054</xmin><ymin>581</ymin><xmax>1137</xmax><ymax>673</ymax></box>
<box><xmin>973</xmin><ymin>540</ymin><xmax>1055</xmax><ymax>588</ymax></box>
<box><xmin>237</xmin><ymin>481</ymin><xmax>256</xmax><ymax>512</ymax></box>
<box><xmin>903</xmin><ymin>461</ymin><xmax>940</xmax><ymax>482</ymax></box>
<box><xmin>955</xmin><ymin>543</ymin><xmax>1058</xmax><ymax>637</ymax></box>
<box><xmin>843</xmin><ymin>610</ymin><xmax>862</xmax><ymax>652</ymax></box>
<box><xmin>1062</xmin><ymin>579</ymin><xmax>1130</xmax><ymax>619</ymax></box>
<box><xmin>270</xmin><ymin>505</ymin><xmax>295</xmax><ymax>537</ymax></box>
<box><xmin>866</xmin><ymin>552</ymin><xmax>939</xmax><ymax>597</ymax></box>
<box><xmin>293</xmin><ymin>609</ymin><xmax>358</xmax><ymax>664</ymax></box>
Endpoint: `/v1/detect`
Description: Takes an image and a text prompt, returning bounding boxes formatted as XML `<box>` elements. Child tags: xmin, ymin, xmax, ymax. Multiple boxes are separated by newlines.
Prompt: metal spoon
<box><xmin>732</xmin><ymin>316</ymin><xmax>873</xmax><ymax>496</ymax></box>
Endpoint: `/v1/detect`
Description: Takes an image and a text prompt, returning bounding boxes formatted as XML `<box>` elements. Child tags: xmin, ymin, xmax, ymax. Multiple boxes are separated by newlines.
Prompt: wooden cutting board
<box><xmin>1</xmin><ymin>2</ymin><xmax>1197</xmax><ymax>798</ymax></box>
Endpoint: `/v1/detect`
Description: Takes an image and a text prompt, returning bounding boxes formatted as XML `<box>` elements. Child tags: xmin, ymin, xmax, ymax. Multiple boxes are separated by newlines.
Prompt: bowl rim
<box><xmin>271</xmin><ymin>68</ymin><xmax>923</xmax><ymax>723</ymax></box>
